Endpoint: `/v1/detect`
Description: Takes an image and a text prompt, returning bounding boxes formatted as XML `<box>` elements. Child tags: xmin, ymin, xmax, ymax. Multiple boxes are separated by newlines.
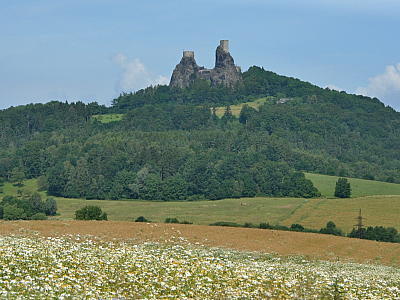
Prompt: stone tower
<box><xmin>183</xmin><ymin>51</ymin><xmax>194</xmax><ymax>58</ymax></box>
<box><xmin>220</xmin><ymin>40</ymin><xmax>229</xmax><ymax>53</ymax></box>
<box><xmin>169</xmin><ymin>40</ymin><xmax>242</xmax><ymax>89</ymax></box>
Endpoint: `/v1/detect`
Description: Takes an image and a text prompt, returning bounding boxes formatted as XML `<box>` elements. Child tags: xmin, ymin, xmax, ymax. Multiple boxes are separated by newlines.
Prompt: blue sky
<box><xmin>1</xmin><ymin>0</ymin><xmax>400</xmax><ymax>110</ymax></box>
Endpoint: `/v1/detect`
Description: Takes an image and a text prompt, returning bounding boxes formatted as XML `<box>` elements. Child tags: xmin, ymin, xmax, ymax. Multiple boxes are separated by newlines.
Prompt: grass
<box><xmin>91</xmin><ymin>113</ymin><xmax>123</xmax><ymax>123</ymax></box>
<box><xmin>213</xmin><ymin>97</ymin><xmax>272</xmax><ymax>118</ymax></box>
<box><xmin>305</xmin><ymin>172</ymin><xmax>400</xmax><ymax>198</ymax></box>
<box><xmin>280</xmin><ymin>195</ymin><xmax>400</xmax><ymax>233</ymax></box>
<box><xmin>55</xmin><ymin>197</ymin><xmax>304</xmax><ymax>225</ymax></box>
<box><xmin>51</xmin><ymin>194</ymin><xmax>400</xmax><ymax>237</ymax></box>
<box><xmin>0</xmin><ymin>179</ymin><xmax>46</xmax><ymax>198</ymax></box>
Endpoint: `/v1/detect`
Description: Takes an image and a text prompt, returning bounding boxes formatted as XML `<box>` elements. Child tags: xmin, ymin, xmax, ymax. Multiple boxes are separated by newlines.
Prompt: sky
<box><xmin>1</xmin><ymin>0</ymin><xmax>400</xmax><ymax>111</ymax></box>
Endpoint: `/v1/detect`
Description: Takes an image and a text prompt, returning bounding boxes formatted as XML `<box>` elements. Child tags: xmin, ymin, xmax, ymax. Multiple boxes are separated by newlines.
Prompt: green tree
<box><xmin>135</xmin><ymin>216</ymin><xmax>149</xmax><ymax>222</ymax></box>
<box><xmin>160</xmin><ymin>176</ymin><xmax>188</xmax><ymax>201</ymax></box>
<box><xmin>3</xmin><ymin>203</ymin><xmax>27</xmax><ymax>220</ymax></box>
<box><xmin>141</xmin><ymin>173</ymin><xmax>162</xmax><ymax>200</ymax></box>
<box><xmin>319</xmin><ymin>221</ymin><xmax>344</xmax><ymax>236</ymax></box>
<box><xmin>45</xmin><ymin>197</ymin><xmax>58</xmax><ymax>216</ymax></box>
<box><xmin>10</xmin><ymin>168</ymin><xmax>26</xmax><ymax>187</ymax></box>
<box><xmin>75</xmin><ymin>205</ymin><xmax>107</xmax><ymax>221</ymax></box>
<box><xmin>334</xmin><ymin>178</ymin><xmax>351</xmax><ymax>198</ymax></box>
<box><xmin>29</xmin><ymin>192</ymin><xmax>45</xmax><ymax>215</ymax></box>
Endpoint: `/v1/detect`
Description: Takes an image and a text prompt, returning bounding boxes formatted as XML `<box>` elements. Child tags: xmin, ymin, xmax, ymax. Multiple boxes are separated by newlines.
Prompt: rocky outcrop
<box><xmin>169</xmin><ymin>40</ymin><xmax>242</xmax><ymax>89</ymax></box>
<box><xmin>169</xmin><ymin>54</ymin><xmax>202</xmax><ymax>89</ymax></box>
<box><xmin>210</xmin><ymin>45</ymin><xmax>242</xmax><ymax>87</ymax></box>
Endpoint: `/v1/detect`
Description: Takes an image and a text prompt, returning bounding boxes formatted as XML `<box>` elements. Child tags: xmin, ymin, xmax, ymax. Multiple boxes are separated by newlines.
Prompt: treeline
<box><xmin>0</xmin><ymin>193</ymin><xmax>57</xmax><ymax>220</ymax></box>
<box><xmin>210</xmin><ymin>221</ymin><xmax>344</xmax><ymax>236</ymax></box>
<box><xmin>348</xmin><ymin>226</ymin><xmax>400</xmax><ymax>243</ymax></box>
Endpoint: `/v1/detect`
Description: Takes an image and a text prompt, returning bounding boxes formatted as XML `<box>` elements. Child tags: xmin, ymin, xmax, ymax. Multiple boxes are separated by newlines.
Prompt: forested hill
<box><xmin>1</xmin><ymin>66</ymin><xmax>399</xmax><ymax>201</ymax></box>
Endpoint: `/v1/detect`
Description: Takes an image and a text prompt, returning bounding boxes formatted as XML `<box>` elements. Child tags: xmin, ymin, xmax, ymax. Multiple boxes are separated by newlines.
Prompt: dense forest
<box><xmin>1</xmin><ymin>66</ymin><xmax>399</xmax><ymax>201</ymax></box>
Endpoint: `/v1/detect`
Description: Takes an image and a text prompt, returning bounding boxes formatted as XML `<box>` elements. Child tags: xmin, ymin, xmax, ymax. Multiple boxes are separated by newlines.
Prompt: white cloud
<box><xmin>155</xmin><ymin>75</ymin><xmax>170</xmax><ymax>86</ymax></box>
<box><xmin>324</xmin><ymin>84</ymin><xmax>344</xmax><ymax>92</ymax></box>
<box><xmin>356</xmin><ymin>63</ymin><xmax>400</xmax><ymax>99</ymax></box>
<box><xmin>111</xmin><ymin>53</ymin><xmax>169</xmax><ymax>94</ymax></box>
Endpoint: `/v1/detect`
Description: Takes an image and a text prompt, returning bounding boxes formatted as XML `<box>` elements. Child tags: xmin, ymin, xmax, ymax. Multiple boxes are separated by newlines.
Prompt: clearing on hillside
<box><xmin>213</xmin><ymin>97</ymin><xmax>271</xmax><ymax>118</ymax></box>
<box><xmin>305</xmin><ymin>173</ymin><xmax>400</xmax><ymax>198</ymax></box>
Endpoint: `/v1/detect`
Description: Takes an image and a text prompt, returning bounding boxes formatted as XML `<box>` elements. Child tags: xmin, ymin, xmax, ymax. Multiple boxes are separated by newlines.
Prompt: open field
<box><xmin>213</xmin><ymin>97</ymin><xmax>270</xmax><ymax>117</ymax></box>
<box><xmin>0</xmin><ymin>179</ymin><xmax>45</xmax><ymax>197</ymax></box>
<box><xmin>55</xmin><ymin>196</ymin><xmax>400</xmax><ymax>235</ymax></box>
<box><xmin>305</xmin><ymin>173</ymin><xmax>400</xmax><ymax>198</ymax></box>
<box><xmin>2</xmin><ymin>220</ymin><xmax>400</xmax><ymax>267</ymax></box>
<box><xmin>55</xmin><ymin>197</ymin><xmax>304</xmax><ymax>225</ymax></box>
<box><xmin>281</xmin><ymin>195</ymin><xmax>400</xmax><ymax>232</ymax></box>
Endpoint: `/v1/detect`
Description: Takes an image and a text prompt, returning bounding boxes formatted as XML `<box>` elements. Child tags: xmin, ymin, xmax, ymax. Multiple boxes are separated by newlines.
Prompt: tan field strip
<box><xmin>1</xmin><ymin>220</ymin><xmax>400</xmax><ymax>267</ymax></box>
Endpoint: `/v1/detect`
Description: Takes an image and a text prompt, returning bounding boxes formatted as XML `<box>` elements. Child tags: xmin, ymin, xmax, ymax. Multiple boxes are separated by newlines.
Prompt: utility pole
<box><xmin>354</xmin><ymin>208</ymin><xmax>365</xmax><ymax>239</ymax></box>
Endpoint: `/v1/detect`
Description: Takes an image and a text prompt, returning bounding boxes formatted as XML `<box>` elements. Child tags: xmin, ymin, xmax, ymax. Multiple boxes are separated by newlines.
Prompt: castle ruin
<box><xmin>169</xmin><ymin>40</ymin><xmax>242</xmax><ymax>89</ymax></box>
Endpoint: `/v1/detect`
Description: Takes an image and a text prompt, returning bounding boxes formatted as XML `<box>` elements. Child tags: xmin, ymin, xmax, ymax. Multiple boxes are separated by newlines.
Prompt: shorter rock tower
<box><xmin>169</xmin><ymin>40</ymin><xmax>242</xmax><ymax>89</ymax></box>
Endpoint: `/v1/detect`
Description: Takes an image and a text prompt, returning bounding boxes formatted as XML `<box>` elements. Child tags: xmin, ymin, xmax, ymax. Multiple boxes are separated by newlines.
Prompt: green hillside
<box><xmin>305</xmin><ymin>173</ymin><xmax>400</xmax><ymax>198</ymax></box>
<box><xmin>1</xmin><ymin>66</ymin><xmax>400</xmax><ymax>204</ymax></box>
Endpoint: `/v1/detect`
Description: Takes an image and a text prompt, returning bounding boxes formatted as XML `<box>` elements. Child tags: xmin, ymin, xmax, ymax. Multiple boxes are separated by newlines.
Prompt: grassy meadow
<box><xmin>305</xmin><ymin>173</ymin><xmax>400</xmax><ymax>198</ymax></box>
<box><xmin>213</xmin><ymin>97</ymin><xmax>271</xmax><ymax>118</ymax></box>
<box><xmin>280</xmin><ymin>195</ymin><xmax>400</xmax><ymax>233</ymax></box>
<box><xmin>91</xmin><ymin>113</ymin><xmax>123</xmax><ymax>123</ymax></box>
<box><xmin>55</xmin><ymin>196</ymin><xmax>303</xmax><ymax>225</ymax></box>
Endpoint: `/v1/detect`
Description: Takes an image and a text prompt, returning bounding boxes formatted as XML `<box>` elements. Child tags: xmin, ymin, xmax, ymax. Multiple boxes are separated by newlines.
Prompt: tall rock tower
<box><xmin>210</xmin><ymin>40</ymin><xmax>242</xmax><ymax>87</ymax></box>
<box><xmin>169</xmin><ymin>40</ymin><xmax>242</xmax><ymax>89</ymax></box>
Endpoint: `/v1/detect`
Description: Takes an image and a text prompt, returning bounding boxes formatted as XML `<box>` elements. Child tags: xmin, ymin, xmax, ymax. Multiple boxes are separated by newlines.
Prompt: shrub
<box><xmin>75</xmin><ymin>206</ymin><xmax>107</xmax><ymax>221</ymax></box>
<box><xmin>180</xmin><ymin>220</ymin><xmax>193</xmax><ymax>224</ymax></box>
<box><xmin>3</xmin><ymin>203</ymin><xmax>27</xmax><ymax>220</ymax></box>
<box><xmin>165</xmin><ymin>217</ymin><xmax>180</xmax><ymax>224</ymax></box>
<box><xmin>31</xmin><ymin>213</ymin><xmax>48</xmax><ymax>220</ymax></box>
<box><xmin>210</xmin><ymin>221</ymin><xmax>242</xmax><ymax>227</ymax></box>
<box><xmin>259</xmin><ymin>222</ymin><xmax>273</xmax><ymax>229</ymax></box>
<box><xmin>290</xmin><ymin>223</ymin><xmax>305</xmax><ymax>232</ymax></box>
<box><xmin>135</xmin><ymin>216</ymin><xmax>149</xmax><ymax>222</ymax></box>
